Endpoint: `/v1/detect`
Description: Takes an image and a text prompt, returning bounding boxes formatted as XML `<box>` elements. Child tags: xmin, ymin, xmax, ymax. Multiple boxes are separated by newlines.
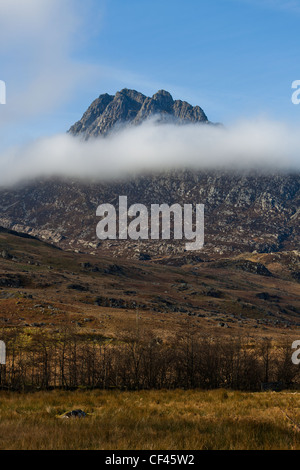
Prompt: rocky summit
<box><xmin>68</xmin><ymin>89</ymin><xmax>210</xmax><ymax>138</ymax></box>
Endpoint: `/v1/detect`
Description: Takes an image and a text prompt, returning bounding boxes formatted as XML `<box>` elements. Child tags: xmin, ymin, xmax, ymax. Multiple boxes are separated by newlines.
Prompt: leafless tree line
<box><xmin>0</xmin><ymin>327</ymin><xmax>299</xmax><ymax>391</ymax></box>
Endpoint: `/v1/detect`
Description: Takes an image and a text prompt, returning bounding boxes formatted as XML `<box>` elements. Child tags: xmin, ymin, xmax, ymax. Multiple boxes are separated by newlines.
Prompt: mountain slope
<box><xmin>1</xmin><ymin>90</ymin><xmax>299</xmax><ymax>261</ymax></box>
<box><xmin>0</xmin><ymin>226</ymin><xmax>299</xmax><ymax>337</ymax></box>
<box><xmin>0</xmin><ymin>171</ymin><xmax>299</xmax><ymax>259</ymax></box>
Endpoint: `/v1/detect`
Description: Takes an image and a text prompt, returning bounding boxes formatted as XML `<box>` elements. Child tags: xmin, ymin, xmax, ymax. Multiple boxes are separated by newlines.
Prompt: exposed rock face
<box><xmin>68</xmin><ymin>89</ymin><xmax>209</xmax><ymax>138</ymax></box>
<box><xmin>0</xmin><ymin>171</ymin><xmax>299</xmax><ymax>259</ymax></box>
<box><xmin>1</xmin><ymin>90</ymin><xmax>299</xmax><ymax>260</ymax></box>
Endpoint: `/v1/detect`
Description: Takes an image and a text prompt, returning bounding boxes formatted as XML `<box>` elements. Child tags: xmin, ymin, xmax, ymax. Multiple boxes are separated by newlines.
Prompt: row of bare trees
<box><xmin>0</xmin><ymin>327</ymin><xmax>299</xmax><ymax>391</ymax></box>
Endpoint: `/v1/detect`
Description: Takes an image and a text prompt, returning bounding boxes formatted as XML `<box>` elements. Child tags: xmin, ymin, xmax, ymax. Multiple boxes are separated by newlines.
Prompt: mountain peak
<box><xmin>152</xmin><ymin>90</ymin><xmax>174</xmax><ymax>111</ymax></box>
<box><xmin>68</xmin><ymin>89</ymin><xmax>209</xmax><ymax>139</ymax></box>
<box><xmin>152</xmin><ymin>89</ymin><xmax>173</xmax><ymax>100</ymax></box>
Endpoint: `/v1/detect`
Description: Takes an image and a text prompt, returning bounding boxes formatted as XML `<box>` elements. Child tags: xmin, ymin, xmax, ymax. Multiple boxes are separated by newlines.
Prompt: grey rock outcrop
<box><xmin>68</xmin><ymin>89</ymin><xmax>209</xmax><ymax>139</ymax></box>
<box><xmin>0</xmin><ymin>171</ymin><xmax>299</xmax><ymax>259</ymax></box>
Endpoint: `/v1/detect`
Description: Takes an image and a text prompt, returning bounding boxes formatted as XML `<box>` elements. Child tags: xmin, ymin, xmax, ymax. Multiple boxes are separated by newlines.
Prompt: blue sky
<box><xmin>0</xmin><ymin>0</ymin><xmax>300</xmax><ymax>149</ymax></box>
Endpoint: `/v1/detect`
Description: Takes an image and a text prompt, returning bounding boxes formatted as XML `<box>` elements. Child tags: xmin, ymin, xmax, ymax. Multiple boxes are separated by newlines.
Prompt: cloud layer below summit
<box><xmin>0</xmin><ymin>117</ymin><xmax>299</xmax><ymax>186</ymax></box>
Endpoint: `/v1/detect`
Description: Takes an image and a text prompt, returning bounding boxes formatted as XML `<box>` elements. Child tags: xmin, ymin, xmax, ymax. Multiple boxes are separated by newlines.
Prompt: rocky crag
<box><xmin>68</xmin><ymin>88</ymin><xmax>210</xmax><ymax>138</ymax></box>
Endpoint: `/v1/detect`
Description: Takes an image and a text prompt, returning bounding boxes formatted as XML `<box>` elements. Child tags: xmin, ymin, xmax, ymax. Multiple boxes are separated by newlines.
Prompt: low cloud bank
<box><xmin>0</xmin><ymin>117</ymin><xmax>299</xmax><ymax>186</ymax></box>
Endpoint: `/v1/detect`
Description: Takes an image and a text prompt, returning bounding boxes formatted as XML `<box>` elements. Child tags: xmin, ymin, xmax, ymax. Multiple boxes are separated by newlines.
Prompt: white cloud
<box><xmin>0</xmin><ymin>117</ymin><xmax>299</xmax><ymax>186</ymax></box>
<box><xmin>0</xmin><ymin>0</ymin><xmax>98</xmax><ymax>125</ymax></box>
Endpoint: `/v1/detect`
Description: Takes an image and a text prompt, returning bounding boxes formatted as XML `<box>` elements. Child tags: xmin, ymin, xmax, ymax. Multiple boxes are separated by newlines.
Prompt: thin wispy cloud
<box><xmin>0</xmin><ymin>0</ymin><xmax>102</xmax><ymax>126</ymax></box>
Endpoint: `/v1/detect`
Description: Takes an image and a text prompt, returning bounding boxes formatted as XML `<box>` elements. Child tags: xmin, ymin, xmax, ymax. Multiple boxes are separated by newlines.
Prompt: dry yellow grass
<box><xmin>0</xmin><ymin>389</ymin><xmax>299</xmax><ymax>450</ymax></box>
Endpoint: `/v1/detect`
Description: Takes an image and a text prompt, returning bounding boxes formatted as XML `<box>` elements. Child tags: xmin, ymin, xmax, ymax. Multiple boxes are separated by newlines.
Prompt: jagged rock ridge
<box><xmin>68</xmin><ymin>89</ymin><xmax>209</xmax><ymax>139</ymax></box>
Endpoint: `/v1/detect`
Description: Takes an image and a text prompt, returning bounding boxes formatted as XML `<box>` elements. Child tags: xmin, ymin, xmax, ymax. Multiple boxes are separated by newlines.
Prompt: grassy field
<box><xmin>0</xmin><ymin>389</ymin><xmax>299</xmax><ymax>450</ymax></box>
